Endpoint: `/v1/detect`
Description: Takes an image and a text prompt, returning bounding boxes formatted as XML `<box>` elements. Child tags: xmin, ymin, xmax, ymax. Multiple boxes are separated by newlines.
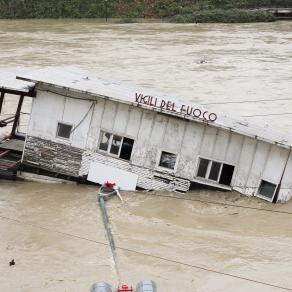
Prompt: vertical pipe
<box><xmin>275</xmin><ymin>148</ymin><xmax>292</xmax><ymax>203</ymax></box>
<box><xmin>11</xmin><ymin>95</ymin><xmax>24</xmax><ymax>138</ymax></box>
<box><xmin>0</xmin><ymin>91</ymin><xmax>5</xmax><ymax>114</ymax></box>
<box><xmin>105</xmin><ymin>0</ymin><xmax>108</xmax><ymax>22</ymax></box>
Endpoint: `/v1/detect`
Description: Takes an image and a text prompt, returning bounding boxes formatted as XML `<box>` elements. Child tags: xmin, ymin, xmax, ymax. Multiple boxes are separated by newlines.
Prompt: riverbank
<box><xmin>0</xmin><ymin>0</ymin><xmax>291</xmax><ymax>23</ymax></box>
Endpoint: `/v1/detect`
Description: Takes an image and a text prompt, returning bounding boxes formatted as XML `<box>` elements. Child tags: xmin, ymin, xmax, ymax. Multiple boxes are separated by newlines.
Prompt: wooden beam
<box><xmin>0</xmin><ymin>87</ymin><xmax>36</xmax><ymax>98</ymax></box>
<box><xmin>11</xmin><ymin>95</ymin><xmax>24</xmax><ymax>138</ymax></box>
<box><xmin>0</xmin><ymin>150</ymin><xmax>10</xmax><ymax>158</ymax></box>
<box><xmin>0</xmin><ymin>91</ymin><xmax>4</xmax><ymax>114</ymax></box>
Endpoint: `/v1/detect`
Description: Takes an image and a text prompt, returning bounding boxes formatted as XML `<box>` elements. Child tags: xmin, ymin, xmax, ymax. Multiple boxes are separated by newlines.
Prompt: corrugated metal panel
<box><xmin>80</xmin><ymin>151</ymin><xmax>190</xmax><ymax>192</ymax></box>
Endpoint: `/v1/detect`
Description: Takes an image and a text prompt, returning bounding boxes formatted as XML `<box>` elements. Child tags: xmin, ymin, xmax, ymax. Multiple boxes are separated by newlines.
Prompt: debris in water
<box><xmin>198</xmin><ymin>58</ymin><xmax>207</xmax><ymax>64</ymax></box>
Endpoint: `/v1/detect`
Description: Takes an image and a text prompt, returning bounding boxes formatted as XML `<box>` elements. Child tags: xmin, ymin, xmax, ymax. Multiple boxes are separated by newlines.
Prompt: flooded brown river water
<box><xmin>0</xmin><ymin>20</ymin><xmax>292</xmax><ymax>135</ymax></box>
<box><xmin>1</xmin><ymin>181</ymin><xmax>292</xmax><ymax>292</ymax></box>
<box><xmin>0</xmin><ymin>20</ymin><xmax>292</xmax><ymax>291</ymax></box>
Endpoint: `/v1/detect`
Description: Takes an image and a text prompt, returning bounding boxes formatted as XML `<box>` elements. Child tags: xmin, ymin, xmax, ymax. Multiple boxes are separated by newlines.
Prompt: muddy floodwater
<box><xmin>1</xmin><ymin>181</ymin><xmax>292</xmax><ymax>292</ymax></box>
<box><xmin>0</xmin><ymin>20</ymin><xmax>292</xmax><ymax>136</ymax></box>
<box><xmin>0</xmin><ymin>20</ymin><xmax>292</xmax><ymax>291</ymax></box>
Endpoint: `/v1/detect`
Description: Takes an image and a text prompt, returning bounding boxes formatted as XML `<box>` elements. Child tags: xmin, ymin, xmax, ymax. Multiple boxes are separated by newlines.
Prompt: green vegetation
<box><xmin>170</xmin><ymin>9</ymin><xmax>276</xmax><ymax>23</ymax></box>
<box><xmin>0</xmin><ymin>0</ymin><xmax>291</xmax><ymax>22</ymax></box>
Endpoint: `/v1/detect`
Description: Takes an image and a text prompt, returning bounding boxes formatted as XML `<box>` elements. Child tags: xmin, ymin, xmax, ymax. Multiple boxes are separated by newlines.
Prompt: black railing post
<box><xmin>0</xmin><ymin>92</ymin><xmax>5</xmax><ymax>114</ymax></box>
<box><xmin>105</xmin><ymin>0</ymin><xmax>108</xmax><ymax>22</ymax></box>
<box><xmin>11</xmin><ymin>95</ymin><xmax>24</xmax><ymax>138</ymax></box>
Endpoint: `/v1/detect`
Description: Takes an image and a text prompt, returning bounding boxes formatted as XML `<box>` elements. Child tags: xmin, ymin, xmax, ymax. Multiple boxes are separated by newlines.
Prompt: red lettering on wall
<box><xmin>134</xmin><ymin>93</ymin><xmax>217</xmax><ymax>122</ymax></box>
<box><xmin>135</xmin><ymin>93</ymin><xmax>142</xmax><ymax>103</ymax></box>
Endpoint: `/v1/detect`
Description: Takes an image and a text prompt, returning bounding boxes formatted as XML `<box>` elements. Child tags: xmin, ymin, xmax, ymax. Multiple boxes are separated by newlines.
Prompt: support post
<box><xmin>11</xmin><ymin>95</ymin><xmax>24</xmax><ymax>138</ymax></box>
<box><xmin>0</xmin><ymin>92</ymin><xmax>5</xmax><ymax>114</ymax></box>
<box><xmin>105</xmin><ymin>0</ymin><xmax>108</xmax><ymax>22</ymax></box>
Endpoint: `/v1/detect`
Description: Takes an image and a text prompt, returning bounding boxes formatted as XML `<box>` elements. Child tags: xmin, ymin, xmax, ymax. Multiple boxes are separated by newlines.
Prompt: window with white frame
<box><xmin>158</xmin><ymin>151</ymin><xmax>177</xmax><ymax>170</ymax></box>
<box><xmin>258</xmin><ymin>180</ymin><xmax>277</xmax><ymax>201</ymax></box>
<box><xmin>196</xmin><ymin>157</ymin><xmax>235</xmax><ymax>186</ymax></box>
<box><xmin>98</xmin><ymin>131</ymin><xmax>134</xmax><ymax>161</ymax></box>
<box><xmin>56</xmin><ymin>122</ymin><xmax>72</xmax><ymax>139</ymax></box>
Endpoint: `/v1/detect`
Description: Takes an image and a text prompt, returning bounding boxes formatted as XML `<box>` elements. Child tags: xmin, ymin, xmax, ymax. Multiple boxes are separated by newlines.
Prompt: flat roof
<box><xmin>0</xmin><ymin>71</ymin><xmax>35</xmax><ymax>97</ymax></box>
<box><xmin>16</xmin><ymin>66</ymin><xmax>292</xmax><ymax>149</ymax></box>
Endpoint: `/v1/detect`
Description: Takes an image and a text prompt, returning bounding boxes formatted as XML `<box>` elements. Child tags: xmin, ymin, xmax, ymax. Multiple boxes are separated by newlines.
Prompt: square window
<box><xmin>258</xmin><ymin>180</ymin><xmax>277</xmax><ymax>200</ymax></box>
<box><xmin>99</xmin><ymin>131</ymin><xmax>111</xmax><ymax>151</ymax></box>
<box><xmin>110</xmin><ymin>135</ymin><xmax>122</xmax><ymax>155</ymax></box>
<box><xmin>159</xmin><ymin>151</ymin><xmax>177</xmax><ymax>170</ymax></box>
<box><xmin>197</xmin><ymin>158</ymin><xmax>210</xmax><ymax>178</ymax></box>
<box><xmin>209</xmin><ymin>161</ymin><xmax>221</xmax><ymax>181</ymax></box>
<box><xmin>56</xmin><ymin>123</ymin><xmax>72</xmax><ymax>139</ymax></box>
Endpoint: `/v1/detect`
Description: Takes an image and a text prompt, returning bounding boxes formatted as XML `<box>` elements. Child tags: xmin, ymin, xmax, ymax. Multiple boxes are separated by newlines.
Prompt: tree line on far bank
<box><xmin>0</xmin><ymin>0</ymin><xmax>290</xmax><ymax>22</ymax></box>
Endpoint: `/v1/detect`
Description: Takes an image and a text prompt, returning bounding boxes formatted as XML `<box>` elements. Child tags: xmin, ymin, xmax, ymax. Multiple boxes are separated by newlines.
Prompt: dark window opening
<box><xmin>99</xmin><ymin>131</ymin><xmax>111</xmax><ymax>151</ymax></box>
<box><xmin>159</xmin><ymin>151</ymin><xmax>177</xmax><ymax>170</ymax></box>
<box><xmin>98</xmin><ymin>131</ymin><xmax>134</xmax><ymax>161</ymax></box>
<box><xmin>209</xmin><ymin>161</ymin><xmax>221</xmax><ymax>181</ymax></box>
<box><xmin>57</xmin><ymin>123</ymin><xmax>72</xmax><ymax>139</ymax></box>
<box><xmin>258</xmin><ymin>180</ymin><xmax>277</xmax><ymax>200</ymax></box>
<box><xmin>110</xmin><ymin>135</ymin><xmax>122</xmax><ymax>155</ymax></box>
<box><xmin>219</xmin><ymin>164</ymin><xmax>235</xmax><ymax>186</ymax></box>
<box><xmin>119</xmin><ymin>138</ymin><xmax>134</xmax><ymax>161</ymax></box>
<box><xmin>197</xmin><ymin>158</ymin><xmax>210</xmax><ymax>178</ymax></box>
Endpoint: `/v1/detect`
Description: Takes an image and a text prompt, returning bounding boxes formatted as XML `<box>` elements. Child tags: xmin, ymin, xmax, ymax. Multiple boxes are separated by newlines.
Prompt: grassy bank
<box><xmin>170</xmin><ymin>9</ymin><xmax>276</xmax><ymax>23</ymax></box>
<box><xmin>0</xmin><ymin>0</ymin><xmax>290</xmax><ymax>22</ymax></box>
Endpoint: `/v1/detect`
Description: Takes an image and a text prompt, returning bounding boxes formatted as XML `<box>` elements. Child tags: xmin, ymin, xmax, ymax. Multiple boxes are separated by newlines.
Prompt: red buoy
<box><xmin>105</xmin><ymin>181</ymin><xmax>116</xmax><ymax>189</ymax></box>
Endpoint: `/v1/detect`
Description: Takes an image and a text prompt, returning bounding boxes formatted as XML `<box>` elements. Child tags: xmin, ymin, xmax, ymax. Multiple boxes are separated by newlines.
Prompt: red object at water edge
<box><xmin>117</xmin><ymin>284</ymin><xmax>133</xmax><ymax>291</ymax></box>
<box><xmin>105</xmin><ymin>181</ymin><xmax>116</xmax><ymax>189</ymax></box>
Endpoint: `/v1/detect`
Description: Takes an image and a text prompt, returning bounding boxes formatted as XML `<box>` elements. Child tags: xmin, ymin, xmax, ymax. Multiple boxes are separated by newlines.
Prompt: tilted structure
<box><xmin>3</xmin><ymin>67</ymin><xmax>291</xmax><ymax>202</ymax></box>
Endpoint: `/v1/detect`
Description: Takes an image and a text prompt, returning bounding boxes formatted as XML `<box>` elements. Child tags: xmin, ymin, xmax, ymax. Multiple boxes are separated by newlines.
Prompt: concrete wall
<box><xmin>25</xmin><ymin>89</ymin><xmax>292</xmax><ymax>201</ymax></box>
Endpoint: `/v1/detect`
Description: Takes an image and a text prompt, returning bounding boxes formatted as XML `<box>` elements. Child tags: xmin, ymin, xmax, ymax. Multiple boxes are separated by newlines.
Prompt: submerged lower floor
<box><xmin>22</xmin><ymin>135</ymin><xmax>292</xmax><ymax>203</ymax></box>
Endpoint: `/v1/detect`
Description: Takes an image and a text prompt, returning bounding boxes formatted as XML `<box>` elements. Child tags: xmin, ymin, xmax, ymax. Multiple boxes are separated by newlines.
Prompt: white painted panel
<box><xmin>233</xmin><ymin>137</ymin><xmax>257</xmax><ymax>190</ymax></box>
<box><xmin>144</xmin><ymin>114</ymin><xmax>168</xmax><ymax>168</ymax></box>
<box><xmin>199</xmin><ymin>126</ymin><xmax>217</xmax><ymax>158</ymax></box>
<box><xmin>113</xmin><ymin>103</ymin><xmax>130</xmax><ymax>134</ymax></box>
<box><xmin>131</xmin><ymin>110</ymin><xmax>155</xmax><ymax>166</ymax></box>
<box><xmin>100</xmin><ymin>100</ymin><xmax>117</xmax><ymax>130</ymax></box>
<box><xmin>213</xmin><ymin>129</ymin><xmax>230</xmax><ymax>161</ymax></box>
<box><xmin>278</xmin><ymin>151</ymin><xmax>292</xmax><ymax>202</ymax></box>
<box><xmin>150</xmin><ymin>114</ymin><xmax>168</xmax><ymax>145</ymax></box>
<box><xmin>86</xmin><ymin>99</ymin><xmax>105</xmax><ymax>150</ymax></box>
<box><xmin>125</xmin><ymin>107</ymin><xmax>143</xmax><ymax>138</ymax></box>
<box><xmin>62</xmin><ymin>97</ymin><xmax>93</xmax><ymax>149</ymax></box>
<box><xmin>262</xmin><ymin>145</ymin><xmax>289</xmax><ymax>183</ymax></box>
<box><xmin>87</xmin><ymin>161</ymin><xmax>138</xmax><ymax>191</ymax></box>
<box><xmin>28</xmin><ymin>90</ymin><xmax>64</xmax><ymax>139</ymax></box>
<box><xmin>225</xmin><ymin>133</ymin><xmax>244</xmax><ymax>164</ymax></box>
<box><xmin>245</xmin><ymin>142</ymin><xmax>270</xmax><ymax>196</ymax></box>
<box><xmin>176</xmin><ymin>122</ymin><xmax>205</xmax><ymax>178</ymax></box>
<box><xmin>163</xmin><ymin>117</ymin><xmax>185</xmax><ymax>153</ymax></box>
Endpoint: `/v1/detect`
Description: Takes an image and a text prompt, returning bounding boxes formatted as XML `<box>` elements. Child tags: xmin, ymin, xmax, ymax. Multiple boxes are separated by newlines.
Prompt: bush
<box><xmin>170</xmin><ymin>9</ymin><xmax>276</xmax><ymax>23</ymax></box>
<box><xmin>0</xmin><ymin>0</ymin><xmax>287</xmax><ymax>20</ymax></box>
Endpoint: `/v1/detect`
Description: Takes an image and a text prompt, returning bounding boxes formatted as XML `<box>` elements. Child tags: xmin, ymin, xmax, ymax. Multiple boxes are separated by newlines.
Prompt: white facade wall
<box><xmin>28</xmin><ymin>91</ymin><xmax>93</xmax><ymax>149</ymax></box>
<box><xmin>26</xmin><ymin>89</ymin><xmax>292</xmax><ymax>201</ymax></box>
<box><xmin>279</xmin><ymin>151</ymin><xmax>292</xmax><ymax>202</ymax></box>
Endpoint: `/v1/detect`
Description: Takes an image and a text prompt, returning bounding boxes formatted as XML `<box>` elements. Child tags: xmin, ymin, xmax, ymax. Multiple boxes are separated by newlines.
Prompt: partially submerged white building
<box><xmin>8</xmin><ymin>67</ymin><xmax>292</xmax><ymax>202</ymax></box>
